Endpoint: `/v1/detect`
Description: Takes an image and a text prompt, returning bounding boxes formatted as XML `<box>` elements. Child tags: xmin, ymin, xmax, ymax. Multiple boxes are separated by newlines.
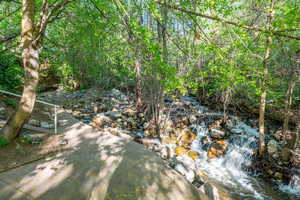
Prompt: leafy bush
<box><xmin>3</xmin><ymin>98</ymin><xmax>17</xmax><ymax>108</ymax></box>
<box><xmin>0</xmin><ymin>54</ymin><xmax>23</xmax><ymax>91</ymax></box>
<box><xmin>0</xmin><ymin>136</ymin><xmax>9</xmax><ymax>147</ymax></box>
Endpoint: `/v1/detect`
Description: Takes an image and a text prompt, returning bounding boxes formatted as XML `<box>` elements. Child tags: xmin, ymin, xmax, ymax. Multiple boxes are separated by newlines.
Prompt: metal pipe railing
<box><xmin>0</xmin><ymin>89</ymin><xmax>59</xmax><ymax>134</ymax></box>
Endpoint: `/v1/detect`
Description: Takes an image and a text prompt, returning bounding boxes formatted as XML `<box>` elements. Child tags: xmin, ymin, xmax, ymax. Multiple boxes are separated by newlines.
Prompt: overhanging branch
<box><xmin>156</xmin><ymin>1</ymin><xmax>300</xmax><ymax>41</ymax></box>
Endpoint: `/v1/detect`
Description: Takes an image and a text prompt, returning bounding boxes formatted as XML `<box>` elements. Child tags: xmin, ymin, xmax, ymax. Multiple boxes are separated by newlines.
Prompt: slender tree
<box><xmin>258</xmin><ymin>0</ymin><xmax>275</xmax><ymax>155</ymax></box>
<box><xmin>0</xmin><ymin>0</ymin><xmax>75</xmax><ymax>142</ymax></box>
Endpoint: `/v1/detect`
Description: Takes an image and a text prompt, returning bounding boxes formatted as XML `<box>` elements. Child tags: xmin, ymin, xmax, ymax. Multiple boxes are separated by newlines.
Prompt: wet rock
<box><xmin>92</xmin><ymin>114</ymin><xmax>111</xmax><ymax>128</ymax></box>
<box><xmin>207</xmin><ymin>140</ymin><xmax>228</xmax><ymax>159</ymax></box>
<box><xmin>209</xmin><ymin>128</ymin><xmax>226</xmax><ymax>139</ymax></box>
<box><xmin>289</xmin><ymin>174</ymin><xmax>300</xmax><ymax>190</ymax></box>
<box><xmin>174</xmin><ymin>162</ymin><xmax>195</xmax><ymax>183</ymax></box>
<box><xmin>81</xmin><ymin>117</ymin><xmax>92</xmax><ymax>124</ymax></box>
<box><xmin>163</xmin><ymin>119</ymin><xmax>174</xmax><ymax>131</ymax></box>
<box><xmin>187</xmin><ymin>151</ymin><xmax>200</xmax><ymax>160</ymax></box>
<box><xmin>177</xmin><ymin>128</ymin><xmax>197</xmax><ymax>147</ymax></box>
<box><xmin>200</xmin><ymin>183</ymin><xmax>220</xmax><ymax>200</ymax></box>
<box><xmin>162</xmin><ymin>136</ymin><xmax>176</xmax><ymax>144</ymax></box>
<box><xmin>118</xmin><ymin>132</ymin><xmax>134</xmax><ymax>140</ymax></box>
<box><xmin>111</xmin><ymin>123</ymin><xmax>117</xmax><ymax>128</ymax></box>
<box><xmin>267</xmin><ymin>169</ymin><xmax>274</xmax><ymax>176</ymax></box>
<box><xmin>131</xmin><ymin>131</ymin><xmax>144</xmax><ymax>139</ymax></box>
<box><xmin>267</xmin><ymin>140</ymin><xmax>279</xmax><ymax>155</ymax></box>
<box><xmin>192</xmin><ymin>176</ymin><xmax>205</xmax><ymax>188</ymax></box>
<box><xmin>123</xmin><ymin>108</ymin><xmax>136</xmax><ymax>117</ymax></box>
<box><xmin>40</xmin><ymin>121</ymin><xmax>54</xmax><ymax>129</ymax></box>
<box><xmin>281</xmin><ymin>147</ymin><xmax>292</xmax><ymax>162</ymax></box>
<box><xmin>135</xmin><ymin>137</ymin><xmax>161</xmax><ymax>150</ymax></box>
<box><xmin>194</xmin><ymin>105</ymin><xmax>208</xmax><ymax>113</ymax></box>
<box><xmin>104</xmin><ymin>127</ymin><xmax>119</xmax><ymax>136</ymax></box>
<box><xmin>189</xmin><ymin>114</ymin><xmax>198</xmax><ymax>124</ymax></box>
<box><xmin>229</xmin><ymin>127</ymin><xmax>243</xmax><ymax>135</ymax></box>
<box><xmin>274</xmin><ymin>130</ymin><xmax>284</xmax><ymax>141</ymax></box>
<box><xmin>177</xmin><ymin>155</ymin><xmax>197</xmax><ymax>171</ymax></box>
<box><xmin>201</xmin><ymin>136</ymin><xmax>211</xmax><ymax>151</ymax></box>
<box><xmin>291</xmin><ymin>149</ymin><xmax>300</xmax><ymax>167</ymax></box>
<box><xmin>274</xmin><ymin>172</ymin><xmax>283</xmax><ymax>180</ymax></box>
<box><xmin>208</xmin><ymin>118</ymin><xmax>225</xmax><ymax>129</ymax></box>
<box><xmin>160</xmin><ymin>146</ymin><xmax>170</xmax><ymax>159</ymax></box>
<box><xmin>28</xmin><ymin>119</ymin><xmax>40</xmax><ymax>126</ymax></box>
<box><xmin>105</xmin><ymin>111</ymin><xmax>122</xmax><ymax>119</ymax></box>
<box><xmin>175</xmin><ymin>146</ymin><xmax>189</xmax><ymax>156</ymax></box>
<box><xmin>110</xmin><ymin>89</ymin><xmax>128</xmax><ymax>101</ymax></box>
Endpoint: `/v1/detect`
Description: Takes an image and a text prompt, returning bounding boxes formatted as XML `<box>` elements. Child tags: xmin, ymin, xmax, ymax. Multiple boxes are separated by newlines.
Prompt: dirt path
<box><xmin>0</xmin><ymin>111</ymin><xmax>208</xmax><ymax>200</ymax></box>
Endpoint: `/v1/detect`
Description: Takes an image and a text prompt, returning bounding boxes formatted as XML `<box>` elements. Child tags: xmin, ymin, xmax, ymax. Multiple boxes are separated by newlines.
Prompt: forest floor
<box><xmin>0</xmin><ymin>95</ymin><xmax>68</xmax><ymax>172</ymax></box>
<box><xmin>0</xmin><ymin>129</ymin><xmax>66</xmax><ymax>172</ymax></box>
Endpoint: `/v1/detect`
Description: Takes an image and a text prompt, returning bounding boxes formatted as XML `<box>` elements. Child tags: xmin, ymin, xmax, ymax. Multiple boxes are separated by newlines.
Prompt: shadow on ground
<box><xmin>0</xmin><ymin>112</ymin><xmax>208</xmax><ymax>200</ymax></box>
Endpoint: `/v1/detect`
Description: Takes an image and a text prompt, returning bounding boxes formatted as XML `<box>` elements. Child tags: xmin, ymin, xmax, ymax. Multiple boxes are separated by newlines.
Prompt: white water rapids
<box><xmin>175</xmin><ymin>97</ymin><xmax>300</xmax><ymax>200</ymax></box>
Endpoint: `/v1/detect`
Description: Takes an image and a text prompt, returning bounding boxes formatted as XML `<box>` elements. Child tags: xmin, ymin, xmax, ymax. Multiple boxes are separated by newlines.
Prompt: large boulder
<box><xmin>92</xmin><ymin>114</ymin><xmax>111</xmax><ymax>128</ymax></box>
<box><xmin>177</xmin><ymin>128</ymin><xmax>197</xmax><ymax>147</ymax></box>
<box><xmin>207</xmin><ymin>140</ymin><xmax>228</xmax><ymax>159</ymax></box>
<box><xmin>122</xmin><ymin>107</ymin><xmax>136</xmax><ymax>117</ymax></box>
<box><xmin>105</xmin><ymin>111</ymin><xmax>122</xmax><ymax>119</ymax></box>
<box><xmin>200</xmin><ymin>183</ymin><xmax>220</xmax><ymax>200</ymax></box>
<box><xmin>267</xmin><ymin>140</ymin><xmax>279</xmax><ymax>155</ymax></box>
<box><xmin>175</xmin><ymin>146</ymin><xmax>189</xmax><ymax>156</ymax></box>
<box><xmin>289</xmin><ymin>174</ymin><xmax>300</xmax><ymax>192</ymax></box>
<box><xmin>209</xmin><ymin>128</ymin><xmax>226</xmax><ymax>139</ymax></box>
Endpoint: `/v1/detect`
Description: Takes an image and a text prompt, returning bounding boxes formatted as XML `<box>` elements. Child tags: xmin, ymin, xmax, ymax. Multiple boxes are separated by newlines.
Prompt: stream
<box><xmin>169</xmin><ymin>97</ymin><xmax>300</xmax><ymax>200</ymax></box>
<box><xmin>48</xmin><ymin>88</ymin><xmax>299</xmax><ymax>200</ymax></box>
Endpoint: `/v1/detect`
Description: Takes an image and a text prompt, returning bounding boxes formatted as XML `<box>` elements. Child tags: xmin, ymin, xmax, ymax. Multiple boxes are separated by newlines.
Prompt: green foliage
<box><xmin>0</xmin><ymin>54</ymin><xmax>23</xmax><ymax>91</ymax></box>
<box><xmin>3</xmin><ymin>98</ymin><xmax>17</xmax><ymax>108</ymax></box>
<box><xmin>1</xmin><ymin>0</ymin><xmax>299</xmax><ymax>114</ymax></box>
<box><xmin>19</xmin><ymin>134</ymin><xmax>42</xmax><ymax>144</ymax></box>
<box><xmin>0</xmin><ymin>136</ymin><xmax>9</xmax><ymax>147</ymax></box>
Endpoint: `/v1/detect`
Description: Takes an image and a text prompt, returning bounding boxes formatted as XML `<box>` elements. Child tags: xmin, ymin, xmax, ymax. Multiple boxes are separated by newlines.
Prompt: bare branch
<box><xmin>156</xmin><ymin>1</ymin><xmax>300</xmax><ymax>41</ymax></box>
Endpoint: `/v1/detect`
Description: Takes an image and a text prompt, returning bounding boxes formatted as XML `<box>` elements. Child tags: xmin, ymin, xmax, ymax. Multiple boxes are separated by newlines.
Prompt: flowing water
<box><xmin>178</xmin><ymin>97</ymin><xmax>300</xmax><ymax>200</ymax></box>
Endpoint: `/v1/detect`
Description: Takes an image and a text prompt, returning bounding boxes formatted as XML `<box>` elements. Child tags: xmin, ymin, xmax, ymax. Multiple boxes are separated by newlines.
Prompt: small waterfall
<box><xmin>189</xmin><ymin>122</ymin><xmax>268</xmax><ymax>199</ymax></box>
<box><xmin>178</xmin><ymin>97</ymin><xmax>300</xmax><ymax>199</ymax></box>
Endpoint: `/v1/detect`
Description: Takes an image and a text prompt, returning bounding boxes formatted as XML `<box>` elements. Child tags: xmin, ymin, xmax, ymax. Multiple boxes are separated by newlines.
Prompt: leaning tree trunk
<box><xmin>258</xmin><ymin>0</ymin><xmax>275</xmax><ymax>156</ymax></box>
<box><xmin>0</xmin><ymin>0</ymin><xmax>39</xmax><ymax>142</ymax></box>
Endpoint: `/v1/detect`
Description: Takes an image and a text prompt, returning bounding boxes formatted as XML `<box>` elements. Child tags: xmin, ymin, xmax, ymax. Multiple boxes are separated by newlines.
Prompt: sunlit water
<box><xmin>179</xmin><ymin>97</ymin><xmax>300</xmax><ymax>200</ymax></box>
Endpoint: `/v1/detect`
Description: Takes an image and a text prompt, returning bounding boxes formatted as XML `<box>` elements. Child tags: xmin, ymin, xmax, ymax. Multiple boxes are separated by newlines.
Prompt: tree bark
<box><xmin>295</xmin><ymin>105</ymin><xmax>300</xmax><ymax>149</ymax></box>
<box><xmin>0</xmin><ymin>0</ymin><xmax>74</xmax><ymax>142</ymax></box>
<box><xmin>282</xmin><ymin>79</ymin><xmax>296</xmax><ymax>136</ymax></box>
<box><xmin>134</xmin><ymin>59</ymin><xmax>142</xmax><ymax>108</ymax></box>
<box><xmin>259</xmin><ymin>0</ymin><xmax>275</xmax><ymax>155</ymax></box>
<box><xmin>0</xmin><ymin>0</ymin><xmax>39</xmax><ymax>142</ymax></box>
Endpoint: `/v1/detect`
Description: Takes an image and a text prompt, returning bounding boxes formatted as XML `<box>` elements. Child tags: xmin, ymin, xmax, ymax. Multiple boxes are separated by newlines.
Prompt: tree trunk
<box><xmin>259</xmin><ymin>0</ymin><xmax>275</xmax><ymax>155</ymax></box>
<box><xmin>0</xmin><ymin>0</ymin><xmax>39</xmax><ymax>142</ymax></box>
<box><xmin>135</xmin><ymin>59</ymin><xmax>142</xmax><ymax>108</ymax></box>
<box><xmin>161</xmin><ymin>0</ymin><xmax>168</xmax><ymax>63</ymax></box>
<box><xmin>282</xmin><ymin>80</ymin><xmax>296</xmax><ymax>136</ymax></box>
<box><xmin>295</xmin><ymin>105</ymin><xmax>300</xmax><ymax>149</ymax></box>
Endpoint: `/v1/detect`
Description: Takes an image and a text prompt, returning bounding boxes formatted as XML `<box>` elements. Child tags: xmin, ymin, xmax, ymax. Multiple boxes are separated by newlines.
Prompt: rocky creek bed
<box><xmin>6</xmin><ymin>88</ymin><xmax>299</xmax><ymax>200</ymax></box>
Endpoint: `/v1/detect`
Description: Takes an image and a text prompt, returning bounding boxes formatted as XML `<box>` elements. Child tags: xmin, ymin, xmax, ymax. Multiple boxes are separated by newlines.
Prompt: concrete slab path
<box><xmin>0</xmin><ymin>111</ymin><xmax>208</xmax><ymax>200</ymax></box>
